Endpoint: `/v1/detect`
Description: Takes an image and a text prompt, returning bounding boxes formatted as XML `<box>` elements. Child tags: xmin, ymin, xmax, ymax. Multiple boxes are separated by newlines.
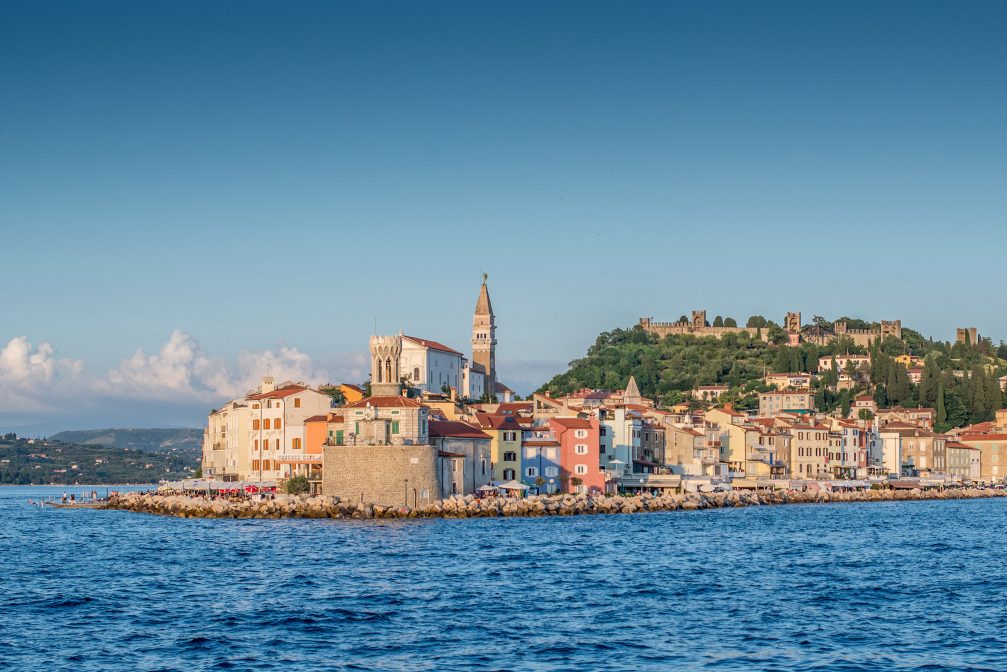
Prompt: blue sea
<box><xmin>1</xmin><ymin>485</ymin><xmax>1006</xmax><ymax>671</ymax></box>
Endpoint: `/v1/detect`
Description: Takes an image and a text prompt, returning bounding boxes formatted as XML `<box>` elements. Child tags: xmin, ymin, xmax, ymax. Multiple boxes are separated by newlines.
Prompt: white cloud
<box><xmin>103</xmin><ymin>330</ymin><xmax>330</xmax><ymax>402</ymax></box>
<box><xmin>0</xmin><ymin>330</ymin><xmax>350</xmax><ymax>432</ymax></box>
<box><xmin>0</xmin><ymin>336</ymin><xmax>84</xmax><ymax>412</ymax></box>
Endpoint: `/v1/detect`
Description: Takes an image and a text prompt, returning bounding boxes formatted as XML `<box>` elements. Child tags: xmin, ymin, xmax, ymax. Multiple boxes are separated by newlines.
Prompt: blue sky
<box><xmin>1</xmin><ymin>1</ymin><xmax>1005</xmax><ymax>433</ymax></box>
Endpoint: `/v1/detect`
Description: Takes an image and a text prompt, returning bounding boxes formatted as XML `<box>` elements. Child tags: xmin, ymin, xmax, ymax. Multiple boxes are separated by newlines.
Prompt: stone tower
<box><xmin>472</xmin><ymin>274</ymin><xmax>497</xmax><ymax>397</ymax></box>
<box><xmin>370</xmin><ymin>334</ymin><xmax>403</xmax><ymax>397</ymax></box>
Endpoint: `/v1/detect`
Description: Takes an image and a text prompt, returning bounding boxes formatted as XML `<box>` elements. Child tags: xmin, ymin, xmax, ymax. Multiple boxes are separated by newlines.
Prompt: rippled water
<box><xmin>2</xmin><ymin>486</ymin><xmax>1007</xmax><ymax>670</ymax></box>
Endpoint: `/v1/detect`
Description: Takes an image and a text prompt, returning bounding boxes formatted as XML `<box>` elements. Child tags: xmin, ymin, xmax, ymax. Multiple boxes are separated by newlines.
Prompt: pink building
<box><xmin>550</xmin><ymin>417</ymin><xmax>604</xmax><ymax>494</ymax></box>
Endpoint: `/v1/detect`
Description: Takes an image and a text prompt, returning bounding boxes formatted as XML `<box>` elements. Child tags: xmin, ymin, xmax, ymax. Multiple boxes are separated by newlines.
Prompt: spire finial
<box><xmin>482</xmin><ymin>272</ymin><xmax>488</xmax><ymax>284</ymax></box>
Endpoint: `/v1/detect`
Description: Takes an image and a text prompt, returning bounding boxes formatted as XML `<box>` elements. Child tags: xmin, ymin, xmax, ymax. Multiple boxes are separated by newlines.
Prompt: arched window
<box><xmin>414</xmin><ymin>367</ymin><xmax>420</xmax><ymax>381</ymax></box>
<box><xmin>375</xmin><ymin>358</ymin><xmax>383</xmax><ymax>383</ymax></box>
<box><xmin>385</xmin><ymin>358</ymin><xmax>393</xmax><ymax>384</ymax></box>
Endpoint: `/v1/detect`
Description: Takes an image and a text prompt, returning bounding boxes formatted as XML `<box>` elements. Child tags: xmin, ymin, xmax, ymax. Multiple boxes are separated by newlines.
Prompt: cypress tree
<box><xmin>936</xmin><ymin>379</ymin><xmax>947</xmax><ymax>427</ymax></box>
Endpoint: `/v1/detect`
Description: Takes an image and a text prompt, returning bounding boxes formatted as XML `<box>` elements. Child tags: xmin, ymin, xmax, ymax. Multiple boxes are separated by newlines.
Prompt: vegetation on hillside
<box><xmin>539</xmin><ymin>320</ymin><xmax>1007</xmax><ymax>432</ymax></box>
<box><xmin>0</xmin><ymin>434</ymin><xmax>196</xmax><ymax>485</ymax></box>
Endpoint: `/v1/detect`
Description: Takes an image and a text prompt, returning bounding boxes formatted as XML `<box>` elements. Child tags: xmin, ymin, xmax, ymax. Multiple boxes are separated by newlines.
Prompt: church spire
<box><xmin>474</xmin><ymin>273</ymin><xmax>493</xmax><ymax>316</ymax></box>
<box><xmin>472</xmin><ymin>274</ymin><xmax>497</xmax><ymax>397</ymax></box>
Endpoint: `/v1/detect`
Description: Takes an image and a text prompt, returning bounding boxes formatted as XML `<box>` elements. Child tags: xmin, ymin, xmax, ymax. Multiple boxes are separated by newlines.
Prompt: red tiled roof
<box><xmin>402</xmin><ymin>335</ymin><xmax>463</xmax><ymax>356</ymax></box>
<box><xmin>247</xmin><ymin>385</ymin><xmax>308</xmax><ymax>400</ymax></box>
<box><xmin>961</xmin><ymin>434</ymin><xmax>1007</xmax><ymax>442</ymax></box>
<box><xmin>496</xmin><ymin>402</ymin><xmax>533</xmax><ymax>414</ymax></box>
<box><xmin>551</xmin><ymin>417</ymin><xmax>592</xmax><ymax>429</ymax></box>
<box><xmin>429</xmin><ymin>420</ymin><xmax>490</xmax><ymax>440</ymax></box>
<box><xmin>343</xmin><ymin>396</ymin><xmax>425</xmax><ymax>409</ymax></box>
<box><xmin>304</xmin><ymin>415</ymin><xmax>329</xmax><ymax>423</ymax></box>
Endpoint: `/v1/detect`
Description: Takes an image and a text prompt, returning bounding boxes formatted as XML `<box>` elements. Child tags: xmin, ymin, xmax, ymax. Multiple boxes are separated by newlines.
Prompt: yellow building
<box><xmin>474</xmin><ymin>412</ymin><xmax>524</xmax><ymax>481</ymax></box>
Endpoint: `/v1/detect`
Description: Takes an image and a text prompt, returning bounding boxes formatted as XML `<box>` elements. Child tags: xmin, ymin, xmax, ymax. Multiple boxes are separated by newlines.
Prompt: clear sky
<box><xmin>1</xmin><ymin>1</ymin><xmax>1005</xmax><ymax>434</ymax></box>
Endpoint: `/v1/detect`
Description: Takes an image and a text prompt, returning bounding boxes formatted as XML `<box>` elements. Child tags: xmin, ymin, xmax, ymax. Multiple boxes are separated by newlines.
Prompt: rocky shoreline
<box><xmin>102</xmin><ymin>486</ymin><xmax>1007</xmax><ymax>520</ymax></box>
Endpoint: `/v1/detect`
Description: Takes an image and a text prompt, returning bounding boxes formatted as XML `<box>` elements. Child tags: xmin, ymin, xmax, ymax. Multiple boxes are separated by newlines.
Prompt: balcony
<box><xmin>276</xmin><ymin>453</ymin><xmax>322</xmax><ymax>463</ymax></box>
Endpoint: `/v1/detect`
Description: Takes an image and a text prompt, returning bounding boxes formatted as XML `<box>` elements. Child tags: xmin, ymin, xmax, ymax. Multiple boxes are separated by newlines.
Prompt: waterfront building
<box><xmin>521</xmin><ymin>425</ymin><xmax>562</xmax><ymax>494</ymax></box>
<box><xmin>887</xmin><ymin>424</ymin><xmax>946</xmax><ymax>476</ymax></box>
<box><xmin>428</xmin><ymin>420</ymin><xmax>493</xmax><ymax>497</ymax></box>
<box><xmin>400</xmin><ymin>335</ymin><xmax>465</xmax><ymax>396</ymax></box>
<box><xmin>247</xmin><ymin>378</ymin><xmax>333</xmax><ymax>482</ymax></box>
<box><xmin>550</xmin><ymin>417</ymin><xmax>604</xmax><ymax>494</ymax></box>
<box><xmin>959</xmin><ymin>433</ymin><xmax>1007</xmax><ymax>482</ymax></box>
<box><xmin>783</xmin><ymin>423</ymin><xmax>831</xmax><ymax>479</ymax></box>
<box><xmin>474</xmin><ymin>412</ymin><xmax>523</xmax><ymax>481</ymax></box>
<box><xmin>596</xmin><ymin>407</ymin><xmax>642</xmax><ymax>476</ymax></box>
<box><xmin>946</xmin><ymin>441</ymin><xmax>982</xmax><ymax>480</ymax></box>
<box><xmin>201</xmin><ymin>398</ymin><xmax>251</xmax><ymax>481</ymax></box>
<box><xmin>662</xmin><ymin>424</ymin><xmax>721</xmax><ymax>476</ymax></box>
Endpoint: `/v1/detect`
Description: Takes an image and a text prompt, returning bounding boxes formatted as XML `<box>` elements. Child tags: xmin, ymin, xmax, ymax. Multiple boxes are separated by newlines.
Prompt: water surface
<box><xmin>1</xmin><ymin>485</ymin><xmax>1005</xmax><ymax>671</ymax></box>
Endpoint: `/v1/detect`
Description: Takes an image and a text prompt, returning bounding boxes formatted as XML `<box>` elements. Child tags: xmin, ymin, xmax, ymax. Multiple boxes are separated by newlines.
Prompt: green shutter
<box><xmin>392</xmin><ymin>421</ymin><xmax>400</xmax><ymax>434</ymax></box>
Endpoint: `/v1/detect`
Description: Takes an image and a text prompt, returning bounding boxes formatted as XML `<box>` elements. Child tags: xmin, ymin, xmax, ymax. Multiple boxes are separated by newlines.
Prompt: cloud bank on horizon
<box><xmin>0</xmin><ymin>331</ymin><xmax>369</xmax><ymax>435</ymax></box>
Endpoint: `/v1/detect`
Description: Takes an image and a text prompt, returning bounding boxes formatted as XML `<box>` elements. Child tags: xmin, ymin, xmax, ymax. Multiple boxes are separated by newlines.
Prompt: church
<box><xmin>392</xmin><ymin>275</ymin><xmax>506</xmax><ymax>402</ymax></box>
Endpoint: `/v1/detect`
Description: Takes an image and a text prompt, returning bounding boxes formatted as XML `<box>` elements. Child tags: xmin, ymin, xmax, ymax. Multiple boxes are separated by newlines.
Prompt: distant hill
<box><xmin>48</xmin><ymin>428</ymin><xmax>202</xmax><ymax>458</ymax></box>
<box><xmin>0</xmin><ymin>434</ymin><xmax>198</xmax><ymax>485</ymax></box>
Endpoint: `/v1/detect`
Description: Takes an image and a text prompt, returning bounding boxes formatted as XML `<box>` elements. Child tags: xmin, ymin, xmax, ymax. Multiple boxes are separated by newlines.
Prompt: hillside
<box><xmin>48</xmin><ymin>428</ymin><xmax>202</xmax><ymax>460</ymax></box>
<box><xmin>0</xmin><ymin>434</ymin><xmax>198</xmax><ymax>485</ymax></box>
<box><xmin>539</xmin><ymin>320</ymin><xmax>1007</xmax><ymax>432</ymax></box>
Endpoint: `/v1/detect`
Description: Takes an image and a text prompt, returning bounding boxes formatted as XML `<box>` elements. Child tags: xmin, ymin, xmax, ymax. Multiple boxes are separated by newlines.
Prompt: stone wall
<box><xmin>322</xmin><ymin>444</ymin><xmax>440</xmax><ymax>507</ymax></box>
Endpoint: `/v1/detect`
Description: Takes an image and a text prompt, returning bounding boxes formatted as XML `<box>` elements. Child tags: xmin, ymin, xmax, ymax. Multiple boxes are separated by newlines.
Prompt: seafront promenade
<box><xmin>103</xmin><ymin>486</ymin><xmax>1007</xmax><ymax>520</ymax></box>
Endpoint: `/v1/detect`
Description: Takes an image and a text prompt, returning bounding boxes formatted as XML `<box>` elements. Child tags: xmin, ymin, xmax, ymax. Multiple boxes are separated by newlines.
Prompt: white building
<box><xmin>245</xmin><ymin>378</ymin><xmax>332</xmax><ymax>481</ymax></box>
<box><xmin>597</xmin><ymin>408</ymin><xmax>642</xmax><ymax>476</ymax></box>
<box><xmin>878</xmin><ymin>430</ymin><xmax>902</xmax><ymax>477</ymax></box>
<box><xmin>400</xmin><ymin>335</ymin><xmax>465</xmax><ymax>396</ymax></box>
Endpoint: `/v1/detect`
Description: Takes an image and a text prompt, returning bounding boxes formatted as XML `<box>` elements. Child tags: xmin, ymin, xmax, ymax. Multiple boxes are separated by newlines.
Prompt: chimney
<box><xmin>723</xmin><ymin>402</ymin><xmax>734</xmax><ymax>412</ymax></box>
<box><xmin>449</xmin><ymin>386</ymin><xmax>457</xmax><ymax>402</ymax></box>
<box><xmin>261</xmin><ymin>376</ymin><xmax>275</xmax><ymax>394</ymax></box>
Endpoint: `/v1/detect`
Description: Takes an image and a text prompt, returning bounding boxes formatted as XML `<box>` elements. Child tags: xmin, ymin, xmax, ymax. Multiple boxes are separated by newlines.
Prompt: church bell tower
<box><xmin>472</xmin><ymin>274</ymin><xmax>497</xmax><ymax>397</ymax></box>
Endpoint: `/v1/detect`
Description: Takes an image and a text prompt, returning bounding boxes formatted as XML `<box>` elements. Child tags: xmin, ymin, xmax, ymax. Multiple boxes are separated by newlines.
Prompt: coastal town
<box><xmin>191</xmin><ymin>278</ymin><xmax>1007</xmax><ymax>508</ymax></box>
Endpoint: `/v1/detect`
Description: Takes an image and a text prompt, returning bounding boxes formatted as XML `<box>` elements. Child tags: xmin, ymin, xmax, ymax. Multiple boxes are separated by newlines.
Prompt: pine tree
<box><xmin>713</xmin><ymin>316</ymin><xmax>724</xmax><ymax>328</ymax></box>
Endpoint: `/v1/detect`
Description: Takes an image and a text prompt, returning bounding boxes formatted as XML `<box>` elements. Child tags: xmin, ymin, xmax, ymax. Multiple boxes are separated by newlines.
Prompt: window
<box><xmin>414</xmin><ymin>367</ymin><xmax>420</xmax><ymax>380</ymax></box>
<box><xmin>525</xmin><ymin>467</ymin><xmax>538</xmax><ymax>477</ymax></box>
<box><xmin>575</xmin><ymin>464</ymin><xmax>588</xmax><ymax>475</ymax></box>
<box><xmin>263</xmin><ymin>419</ymin><xmax>271</xmax><ymax>430</ymax></box>
<box><xmin>254</xmin><ymin>440</ymin><xmax>259</xmax><ymax>450</ymax></box>
<box><xmin>575</xmin><ymin>444</ymin><xmax>588</xmax><ymax>455</ymax></box>
<box><xmin>335</xmin><ymin>430</ymin><xmax>344</xmax><ymax>445</ymax></box>
<box><xmin>252</xmin><ymin>419</ymin><xmax>260</xmax><ymax>430</ymax></box>
<box><xmin>274</xmin><ymin>418</ymin><xmax>281</xmax><ymax>430</ymax></box>
<box><xmin>391</xmin><ymin>421</ymin><xmax>400</xmax><ymax>434</ymax></box>
<box><xmin>575</xmin><ymin>429</ymin><xmax>588</xmax><ymax>439</ymax></box>
<box><xmin>481</xmin><ymin>460</ymin><xmax>486</xmax><ymax>475</ymax></box>
<box><xmin>504</xmin><ymin>469</ymin><xmax>515</xmax><ymax>480</ymax></box>
<box><xmin>600</xmin><ymin>427</ymin><xmax>607</xmax><ymax>436</ymax></box>
<box><xmin>252</xmin><ymin>403</ymin><xmax>260</xmax><ymax>409</ymax></box>
<box><xmin>294</xmin><ymin>398</ymin><xmax>301</xmax><ymax>408</ymax></box>
<box><xmin>252</xmin><ymin>460</ymin><xmax>260</xmax><ymax>470</ymax></box>
<box><xmin>503</xmin><ymin>452</ymin><xmax>517</xmax><ymax>462</ymax></box>
<box><xmin>452</xmin><ymin>459</ymin><xmax>458</xmax><ymax>473</ymax></box>
<box><xmin>292</xmin><ymin>438</ymin><xmax>301</xmax><ymax>450</ymax></box>
<box><xmin>545</xmin><ymin>467</ymin><xmax>558</xmax><ymax>477</ymax></box>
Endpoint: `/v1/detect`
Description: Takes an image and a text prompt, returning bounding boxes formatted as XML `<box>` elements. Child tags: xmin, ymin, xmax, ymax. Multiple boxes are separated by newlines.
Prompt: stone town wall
<box><xmin>639</xmin><ymin>318</ymin><xmax>769</xmax><ymax>342</ymax></box>
<box><xmin>322</xmin><ymin>444</ymin><xmax>440</xmax><ymax>507</ymax></box>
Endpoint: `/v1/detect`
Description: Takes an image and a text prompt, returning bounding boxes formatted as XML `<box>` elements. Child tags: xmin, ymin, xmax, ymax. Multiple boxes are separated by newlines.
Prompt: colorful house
<box><xmin>550</xmin><ymin>417</ymin><xmax>604</xmax><ymax>494</ymax></box>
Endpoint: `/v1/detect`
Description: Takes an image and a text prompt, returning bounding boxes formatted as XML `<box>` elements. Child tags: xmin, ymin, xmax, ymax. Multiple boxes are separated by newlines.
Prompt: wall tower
<box><xmin>370</xmin><ymin>334</ymin><xmax>403</xmax><ymax>397</ymax></box>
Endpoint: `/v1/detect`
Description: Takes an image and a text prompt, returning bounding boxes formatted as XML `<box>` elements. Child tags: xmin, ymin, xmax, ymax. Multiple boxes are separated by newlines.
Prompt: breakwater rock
<box><xmin>102</xmin><ymin>487</ymin><xmax>1007</xmax><ymax>520</ymax></box>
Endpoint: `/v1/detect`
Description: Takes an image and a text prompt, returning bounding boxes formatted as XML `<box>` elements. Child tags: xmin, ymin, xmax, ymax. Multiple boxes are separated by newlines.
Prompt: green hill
<box><xmin>48</xmin><ymin>428</ymin><xmax>202</xmax><ymax>458</ymax></box>
<box><xmin>0</xmin><ymin>434</ymin><xmax>198</xmax><ymax>485</ymax></box>
<box><xmin>539</xmin><ymin>321</ymin><xmax>1007</xmax><ymax>432</ymax></box>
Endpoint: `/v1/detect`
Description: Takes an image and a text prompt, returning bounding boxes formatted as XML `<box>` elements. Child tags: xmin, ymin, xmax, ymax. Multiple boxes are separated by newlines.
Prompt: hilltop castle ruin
<box><xmin>639</xmin><ymin>311</ymin><xmax>902</xmax><ymax>347</ymax></box>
